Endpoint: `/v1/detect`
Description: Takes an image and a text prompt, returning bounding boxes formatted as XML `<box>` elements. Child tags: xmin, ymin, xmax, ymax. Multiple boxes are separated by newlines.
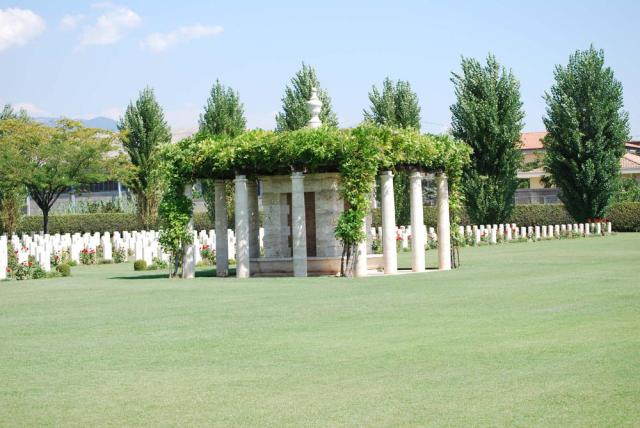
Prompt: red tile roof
<box><xmin>520</xmin><ymin>132</ymin><xmax>640</xmax><ymax>152</ymax></box>
<box><xmin>520</xmin><ymin>132</ymin><xmax>546</xmax><ymax>150</ymax></box>
<box><xmin>622</xmin><ymin>152</ymin><xmax>640</xmax><ymax>170</ymax></box>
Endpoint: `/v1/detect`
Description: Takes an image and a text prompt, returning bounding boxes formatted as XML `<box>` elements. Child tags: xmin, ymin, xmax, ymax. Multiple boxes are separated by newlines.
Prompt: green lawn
<box><xmin>1</xmin><ymin>234</ymin><xmax>639</xmax><ymax>427</ymax></box>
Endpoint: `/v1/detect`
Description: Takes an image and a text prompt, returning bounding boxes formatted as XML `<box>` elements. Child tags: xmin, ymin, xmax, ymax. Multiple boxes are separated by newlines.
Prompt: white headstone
<box><xmin>0</xmin><ymin>236</ymin><xmax>7</xmax><ymax>280</ymax></box>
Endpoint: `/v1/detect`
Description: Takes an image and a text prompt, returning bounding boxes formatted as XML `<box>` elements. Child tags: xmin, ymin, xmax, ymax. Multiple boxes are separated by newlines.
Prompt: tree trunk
<box><xmin>42</xmin><ymin>208</ymin><xmax>49</xmax><ymax>234</ymax></box>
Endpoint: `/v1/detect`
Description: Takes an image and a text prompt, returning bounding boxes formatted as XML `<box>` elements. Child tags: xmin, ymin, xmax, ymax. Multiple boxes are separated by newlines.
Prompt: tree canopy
<box><xmin>197</xmin><ymin>80</ymin><xmax>244</xmax><ymax>232</ymax></box>
<box><xmin>364</xmin><ymin>77</ymin><xmax>422</xmax><ymax>225</ymax></box>
<box><xmin>0</xmin><ymin>119</ymin><xmax>117</xmax><ymax>233</ymax></box>
<box><xmin>364</xmin><ymin>77</ymin><xmax>421</xmax><ymax>130</ymax></box>
<box><xmin>0</xmin><ymin>104</ymin><xmax>30</xmax><ymax>235</ymax></box>
<box><xmin>275</xmin><ymin>64</ymin><xmax>338</xmax><ymax>131</ymax></box>
<box><xmin>199</xmin><ymin>80</ymin><xmax>246</xmax><ymax>138</ymax></box>
<box><xmin>450</xmin><ymin>54</ymin><xmax>525</xmax><ymax>224</ymax></box>
<box><xmin>543</xmin><ymin>46</ymin><xmax>629</xmax><ymax>221</ymax></box>
<box><xmin>118</xmin><ymin>87</ymin><xmax>171</xmax><ymax>229</ymax></box>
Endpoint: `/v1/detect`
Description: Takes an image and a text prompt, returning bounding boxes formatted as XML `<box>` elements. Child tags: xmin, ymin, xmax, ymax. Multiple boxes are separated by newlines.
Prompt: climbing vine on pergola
<box><xmin>158</xmin><ymin>123</ymin><xmax>471</xmax><ymax>276</ymax></box>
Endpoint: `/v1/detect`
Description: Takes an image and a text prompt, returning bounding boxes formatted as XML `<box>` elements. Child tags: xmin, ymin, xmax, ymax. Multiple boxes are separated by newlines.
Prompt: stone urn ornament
<box><xmin>307</xmin><ymin>87</ymin><xmax>323</xmax><ymax>128</ymax></box>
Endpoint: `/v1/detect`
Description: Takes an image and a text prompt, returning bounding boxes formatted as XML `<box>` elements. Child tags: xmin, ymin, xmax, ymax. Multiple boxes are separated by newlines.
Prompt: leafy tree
<box><xmin>543</xmin><ymin>46</ymin><xmax>629</xmax><ymax>221</ymax></box>
<box><xmin>0</xmin><ymin>104</ymin><xmax>29</xmax><ymax>235</ymax></box>
<box><xmin>450</xmin><ymin>54</ymin><xmax>525</xmax><ymax>224</ymax></box>
<box><xmin>1</xmin><ymin>104</ymin><xmax>29</xmax><ymax>121</ymax></box>
<box><xmin>612</xmin><ymin>177</ymin><xmax>640</xmax><ymax>203</ymax></box>
<box><xmin>364</xmin><ymin>77</ymin><xmax>421</xmax><ymax>129</ymax></box>
<box><xmin>199</xmin><ymin>80</ymin><xmax>246</xmax><ymax>138</ymax></box>
<box><xmin>118</xmin><ymin>87</ymin><xmax>171</xmax><ymax>229</ymax></box>
<box><xmin>364</xmin><ymin>77</ymin><xmax>421</xmax><ymax>225</ymax></box>
<box><xmin>0</xmin><ymin>119</ymin><xmax>117</xmax><ymax>233</ymax></box>
<box><xmin>198</xmin><ymin>79</ymin><xmax>245</xmax><ymax>226</ymax></box>
<box><xmin>275</xmin><ymin>63</ymin><xmax>338</xmax><ymax>131</ymax></box>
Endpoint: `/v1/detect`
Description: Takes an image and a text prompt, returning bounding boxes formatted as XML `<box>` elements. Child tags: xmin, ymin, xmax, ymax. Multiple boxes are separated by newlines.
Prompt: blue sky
<box><xmin>1</xmin><ymin>0</ymin><xmax>639</xmax><ymax>138</ymax></box>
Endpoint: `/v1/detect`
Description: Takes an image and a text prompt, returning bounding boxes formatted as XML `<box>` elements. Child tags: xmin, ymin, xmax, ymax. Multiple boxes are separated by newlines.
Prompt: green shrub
<box><xmin>147</xmin><ymin>257</ymin><xmax>168</xmax><ymax>271</ymax></box>
<box><xmin>4</xmin><ymin>212</ymin><xmax>214</xmax><ymax>235</ymax></box>
<box><xmin>13</xmin><ymin>213</ymin><xmax>144</xmax><ymax>235</ymax></box>
<box><xmin>606</xmin><ymin>202</ymin><xmax>640</xmax><ymax>232</ymax></box>
<box><xmin>374</xmin><ymin>202</ymin><xmax>639</xmax><ymax>231</ymax></box>
<box><xmin>113</xmin><ymin>248</ymin><xmax>127</xmax><ymax>264</ymax></box>
<box><xmin>56</xmin><ymin>263</ymin><xmax>71</xmax><ymax>277</ymax></box>
<box><xmin>10</xmin><ymin>201</ymin><xmax>637</xmax><ymax>235</ymax></box>
<box><xmin>80</xmin><ymin>249</ymin><xmax>97</xmax><ymax>265</ymax></box>
<box><xmin>31</xmin><ymin>264</ymin><xmax>47</xmax><ymax>279</ymax></box>
<box><xmin>133</xmin><ymin>260</ymin><xmax>147</xmax><ymax>271</ymax></box>
<box><xmin>508</xmin><ymin>205</ymin><xmax>573</xmax><ymax>226</ymax></box>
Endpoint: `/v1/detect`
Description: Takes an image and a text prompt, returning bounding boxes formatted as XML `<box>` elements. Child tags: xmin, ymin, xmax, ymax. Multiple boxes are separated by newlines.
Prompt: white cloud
<box><xmin>60</xmin><ymin>13</ymin><xmax>85</xmax><ymax>31</ymax></box>
<box><xmin>141</xmin><ymin>24</ymin><xmax>223</xmax><ymax>52</ymax></box>
<box><xmin>80</xmin><ymin>4</ymin><xmax>140</xmax><ymax>47</ymax></box>
<box><xmin>0</xmin><ymin>8</ymin><xmax>46</xmax><ymax>52</ymax></box>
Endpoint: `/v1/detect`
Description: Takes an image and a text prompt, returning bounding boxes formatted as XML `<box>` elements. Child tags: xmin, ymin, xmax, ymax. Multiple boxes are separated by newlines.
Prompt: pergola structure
<box><xmin>178</xmin><ymin>89</ymin><xmax>454</xmax><ymax>279</ymax></box>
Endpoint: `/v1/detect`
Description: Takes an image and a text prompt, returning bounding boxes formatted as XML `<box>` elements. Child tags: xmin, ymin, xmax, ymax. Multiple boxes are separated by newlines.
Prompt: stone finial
<box><xmin>307</xmin><ymin>87</ymin><xmax>322</xmax><ymax>128</ymax></box>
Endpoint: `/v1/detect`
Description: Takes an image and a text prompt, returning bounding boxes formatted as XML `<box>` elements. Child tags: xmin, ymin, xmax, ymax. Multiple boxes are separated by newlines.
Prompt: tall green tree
<box><xmin>1</xmin><ymin>104</ymin><xmax>29</xmax><ymax>121</ymax></box>
<box><xmin>0</xmin><ymin>105</ymin><xmax>29</xmax><ymax>235</ymax></box>
<box><xmin>118</xmin><ymin>87</ymin><xmax>171</xmax><ymax>229</ymax></box>
<box><xmin>364</xmin><ymin>77</ymin><xmax>421</xmax><ymax>129</ymax></box>
<box><xmin>450</xmin><ymin>54</ymin><xmax>525</xmax><ymax>224</ymax></box>
<box><xmin>198</xmin><ymin>80</ymin><xmax>245</xmax><ymax>225</ymax></box>
<box><xmin>275</xmin><ymin>63</ymin><xmax>338</xmax><ymax>131</ymax></box>
<box><xmin>364</xmin><ymin>77</ymin><xmax>421</xmax><ymax>225</ymax></box>
<box><xmin>199</xmin><ymin>80</ymin><xmax>246</xmax><ymax>138</ymax></box>
<box><xmin>0</xmin><ymin>119</ymin><xmax>117</xmax><ymax>233</ymax></box>
<box><xmin>543</xmin><ymin>46</ymin><xmax>629</xmax><ymax>221</ymax></box>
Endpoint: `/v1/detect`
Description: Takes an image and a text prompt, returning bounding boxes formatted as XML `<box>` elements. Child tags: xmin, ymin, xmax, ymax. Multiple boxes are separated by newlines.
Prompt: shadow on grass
<box><xmin>108</xmin><ymin>267</ymin><xmax>237</xmax><ymax>281</ymax></box>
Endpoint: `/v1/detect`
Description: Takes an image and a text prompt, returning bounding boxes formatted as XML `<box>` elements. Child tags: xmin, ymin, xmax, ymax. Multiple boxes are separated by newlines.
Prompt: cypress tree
<box><xmin>275</xmin><ymin>63</ymin><xmax>338</xmax><ymax>131</ymax></box>
<box><xmin>364</xmin><ymin>77</ymin><xmax>422</xmax><ymax>225</ymax></box>
<box><xmin>118</xmin><ymin>87</ymin><xmax>171</xmax><ymax>229</ymax></box>
<box><xmin>543</xmin><ymin>46</ymin><xmax>629</xmax><ymax>221</ymax></box>
<box><xmin>199</xmin><ymin>80</ymin><xmax>246</xmax><ymax>138</ymax></box>
<box><xmin>198</xmin><ymin>80</ymin><xmax>246</xmax><ymax>226</ymax></box>
<box><xmin>450</xmin><ymin>54</ymin><xmax>524</xmax><ymax>224</ymax></box>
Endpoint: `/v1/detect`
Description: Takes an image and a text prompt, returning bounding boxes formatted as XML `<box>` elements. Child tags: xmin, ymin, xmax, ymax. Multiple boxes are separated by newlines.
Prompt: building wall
<box><xmin>260</xmin><ymin>173</ymin><xmax>343</xmax><ymax>259</ymax></box>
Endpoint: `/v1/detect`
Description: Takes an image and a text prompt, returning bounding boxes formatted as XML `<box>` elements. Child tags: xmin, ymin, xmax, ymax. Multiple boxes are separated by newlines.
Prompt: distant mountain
<box><xmin>33</xmin><ymin>116</ymin><xmax>119</xmax><ymax>131</ymax></box>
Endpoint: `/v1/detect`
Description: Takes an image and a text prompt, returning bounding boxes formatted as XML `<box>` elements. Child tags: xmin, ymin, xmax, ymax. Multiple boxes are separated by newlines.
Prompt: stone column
<box><xmin>409</xmin><ymin>171</ymin><xmax>425</xmax><ymax>272</ymax></box>
<box><xmin>247</xmin><ymin>180</ymin><xmax>260</xmax><ymax>259</ymax></box>
<box><xmin>354</xmin><ymin>217</ymin><xmax>368</xmax><ymax>277</ymax></box>
<box><xmin>291</xmin><ymin>172</ymin><xmax>307</xmax><ymax>277</ymax></box>
<box><xmin>436</xmin><ymin>172</ymin><xmax>451</xmax><ymax>271</ymax></box>
<box><xmin>380</xmin><ymin>171</ymin><xmax>397</xmax><ymax>274</ymax></box>
<box><xmin>214</xmin><ymin>180</ymin><xmax>229</xmax><ymax>277</ymax></box>
<box><xmin>235</xmin><ymin>175</ymin><xmax>250</xmax><ymax>278</ymax></box>
<box><xmin>182</xmin><ymin>184</ymin><xmax>196</xmax><ymax>279</ymax></box>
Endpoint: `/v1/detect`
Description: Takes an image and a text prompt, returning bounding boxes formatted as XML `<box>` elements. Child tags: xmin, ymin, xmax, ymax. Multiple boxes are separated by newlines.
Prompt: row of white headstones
<box><xmin>0</xmin><ymin>229</ymin><xmax>248</xmax><ymax>280</ymax></box>
<box><xmin>382</xmin><ymin>222</ymin><xmax>613</xmax><ymax>249</ymax></box>
<box><xmin>0</xmin><ymin>222</ymin><xmax>613</xmax><ymax>280</ymax></box>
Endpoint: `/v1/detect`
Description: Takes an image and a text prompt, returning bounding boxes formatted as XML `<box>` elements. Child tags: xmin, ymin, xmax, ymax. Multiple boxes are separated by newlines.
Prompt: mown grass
<box><xmin>1</xmin><ymin>234</ymin><xmax>639</xmax><ymax>427</ymax></box>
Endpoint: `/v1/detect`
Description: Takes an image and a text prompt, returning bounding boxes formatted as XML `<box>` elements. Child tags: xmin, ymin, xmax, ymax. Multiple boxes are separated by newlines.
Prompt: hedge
<box><xmin>5</xmin><ymin>202</ymin><xmax>640</xmax><ymax>234</ymax></box>
<box><xmin>372</xmin><ymin>203</ymin><xmax>639</xmax><ymax>232</ymax></box>
<box><xmin>605</xmin><ymin>202</ymin><xmax>640</xmax><ymax>232</ymax></box>
<box><xmin>8</xmin><ymin>212</ymin><xmax>215</xmax><ymax>235</ymax></box>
